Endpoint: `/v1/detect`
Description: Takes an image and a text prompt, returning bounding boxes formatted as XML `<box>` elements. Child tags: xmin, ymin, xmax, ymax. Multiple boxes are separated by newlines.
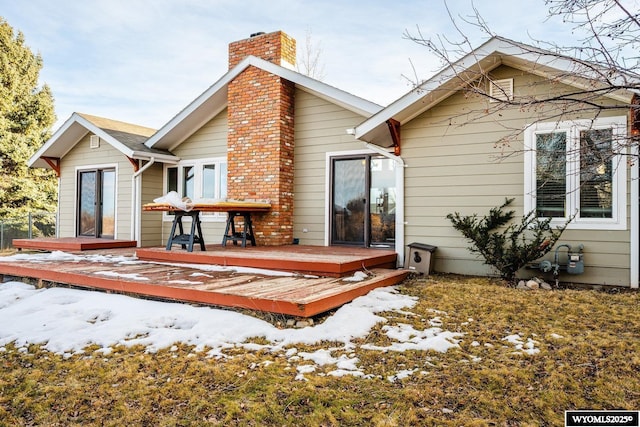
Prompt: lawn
<box><xmin>1</xmin><ymin>274</ymin><xmax>638</xmax><ymax>426</ymax></box>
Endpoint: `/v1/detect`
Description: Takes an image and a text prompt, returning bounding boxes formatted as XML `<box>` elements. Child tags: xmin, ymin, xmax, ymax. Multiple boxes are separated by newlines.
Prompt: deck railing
<box><xmin>0</xmin><ymin>212</ymin><xmax>57</xmax><ymax>250</ymax></box>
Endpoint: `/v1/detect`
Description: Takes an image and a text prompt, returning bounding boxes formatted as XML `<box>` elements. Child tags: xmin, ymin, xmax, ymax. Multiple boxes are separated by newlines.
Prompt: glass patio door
<box><xmin>330</xmin><ymin>155</ymin><xmax>396</xmax><ymax>248</ymax></box>
<box><xmin>331</xmin><ymin>158</ymin><xmax>367</xmax><ymax>245</ymax></box>
<box><xmin>77</xmin><ymin>169</ymin><xmax>116</xmax><ymax>238</ymax></box>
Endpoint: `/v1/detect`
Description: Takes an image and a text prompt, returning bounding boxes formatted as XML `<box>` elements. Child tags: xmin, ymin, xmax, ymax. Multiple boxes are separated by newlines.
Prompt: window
<box><xmin>183</xmin><ymin>166</ymin><xmax>195</xmax><ymax>199</ymax></box>
<box><xmin>164</xmin><ymin>158</ymin><xmax>228</xmax><ymax>221</ymax></box>
<box><xmin>524</xmin><ymin>117</ymin><xmax>627</xmax><ymax>230</ymax></box>
<box><xmin>535</xmin><ymin>132</ymin><xmax>567</xmax><ymax>218</ymax></box>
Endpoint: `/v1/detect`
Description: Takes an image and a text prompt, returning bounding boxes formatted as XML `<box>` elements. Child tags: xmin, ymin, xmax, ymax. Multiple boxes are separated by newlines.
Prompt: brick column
<box><xmin>227</xmin><ymin>31</ymin><xmax>296</xmax><ymax>246</ymax></box>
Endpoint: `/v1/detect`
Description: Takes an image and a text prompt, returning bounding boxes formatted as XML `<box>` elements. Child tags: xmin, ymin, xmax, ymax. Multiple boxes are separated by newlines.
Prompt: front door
<box><xmin>330</xmin><ymin>155</ymin><xmax>396</xmax><ymax>248</ymax></box>
<box><xmin>77</xmin><ymin>169</ymin><xmax>116</xmax><ymax>238</ymax></box>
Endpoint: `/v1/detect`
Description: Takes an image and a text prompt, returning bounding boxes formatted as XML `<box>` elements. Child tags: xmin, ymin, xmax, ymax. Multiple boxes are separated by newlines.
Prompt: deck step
<box><xmin>12</xmin><ymin>238</ymin><xmax>136</xmax><ymax>251</ymax></box>
<box><xmin>136</xmin><ymin>245</ymin><xmax>397</xmax><ymax>278</ymax></box>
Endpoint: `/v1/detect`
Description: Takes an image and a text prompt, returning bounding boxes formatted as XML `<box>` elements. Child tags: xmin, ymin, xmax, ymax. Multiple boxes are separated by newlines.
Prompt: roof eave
<box><xmin>146</xmin><ymin>56</ymin><xmax>383</xmax><ymax>150</ymax></box>
<box><xmin>355</xmin><ymin>36</ymin><xmax>637</xmax><ymax>145</ymax></box>
<box><xmin>130</xmin><ymin>151</ymin><xmax>180</xmax><ymax>163</ymax></box>
<box><xmin>28</xmin><ymin>113</ymin><xmax>162</xmax><ymax>169</ymax></box>
<box><xmin>354</xmin><ymin>48</ymin><xmax>504</xmax><ymax>145</ymax></box>
<box><xmin>28</xmin><ymin>113</ymin><xmax>87</xmax><ymax>168</ymax></box>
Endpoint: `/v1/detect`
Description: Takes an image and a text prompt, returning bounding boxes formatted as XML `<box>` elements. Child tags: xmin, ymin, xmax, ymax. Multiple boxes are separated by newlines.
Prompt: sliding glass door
<box><xmin>331</xmin><ymin>157</ymin><xmax>367</xmax><ymax>245</ymax></box>
<box><xmin>77</xmin><ymin>169</ymin><xmax>116</xmax><ymax>238</ymax></box>
<box><xmin>330</xmin><ymin>155</ymin><xmax>396</xmax><ymax>248</ymax></box>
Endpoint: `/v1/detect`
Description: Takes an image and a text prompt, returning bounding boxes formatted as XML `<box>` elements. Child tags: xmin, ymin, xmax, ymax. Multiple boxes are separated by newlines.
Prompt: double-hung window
<box><xmin>164</xmin><ymin>157</ymin><xmax>228</xmax><ymax>221</ymax></box>
<box><xmin>524</xmin><ymin>117</ymin><xmax>627</xmax><ymax>230</ymax></box>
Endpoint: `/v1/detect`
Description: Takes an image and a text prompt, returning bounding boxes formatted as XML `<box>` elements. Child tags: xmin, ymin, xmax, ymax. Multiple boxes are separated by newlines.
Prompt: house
<box><xmin>28</xmin><ymin>31</ymin><xmax>639</xmax><ymax>288</ymax></box>
<box><xmin>354</xmin><ymin>36</ymin><xmax>638</xmax><ymax>288</ymax></box>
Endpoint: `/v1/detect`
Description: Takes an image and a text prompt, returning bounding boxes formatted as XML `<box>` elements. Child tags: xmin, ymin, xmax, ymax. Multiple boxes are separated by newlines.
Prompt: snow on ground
<box><xmin>0</xmin><ymin>279</ymin><xmax>438</xmax><ymax>379</ymax></box>
<box><xmin>0</xmin><ymin>251</ymin><xmax>544</xmax><ymax>380</ymax></box>
<box><xmin>503</xmin><ymin>333</ymin><xmax>541</xmax><ymax>355</ymax></box>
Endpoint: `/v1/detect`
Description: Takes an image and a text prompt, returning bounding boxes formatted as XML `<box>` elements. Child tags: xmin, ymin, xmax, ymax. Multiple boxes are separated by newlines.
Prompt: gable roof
<box><xmin>354</xmin><ymin>36</ymin><xmax>638</xmax><ymax>147</ymax></box>
<box><xmin>29</xmin><ymin>113</ymin><xmax>179</xmax><ymax>169</ymax></box>
<box><xmin>146</xmin><ymin>55</ymin><xmax>383</xmax><ymax>151</ymax></box>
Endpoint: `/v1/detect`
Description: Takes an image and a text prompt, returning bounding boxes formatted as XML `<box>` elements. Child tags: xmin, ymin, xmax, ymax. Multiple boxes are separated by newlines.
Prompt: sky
<box><xmin>1</xmin><ymin>0</ymin><xmax>582</xmax><ymax>132</ymax></box>
<box><xmin>0</xmin><ymin>251</ymin><xmax>544</xmax><ymax>380</ymax></box>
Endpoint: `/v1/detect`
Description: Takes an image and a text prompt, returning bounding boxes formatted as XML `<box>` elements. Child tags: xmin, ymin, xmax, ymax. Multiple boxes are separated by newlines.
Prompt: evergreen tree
<box><xmin>0</xmin><ymin>17</ymin><xmax>56</xmax><ymax>220</ymax></box>
<box><xmin>447</xmin><ymin>199</ymin><xmax>569</xmax><ymax>284</ymax></box>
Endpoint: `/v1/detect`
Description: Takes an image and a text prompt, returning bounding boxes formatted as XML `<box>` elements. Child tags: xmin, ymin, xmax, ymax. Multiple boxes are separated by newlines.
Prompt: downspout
<box><xmin>631</xmin><ymin>144</ymin><xmax>639</xmax><ymax>289</ymax></box>
<box><xmin>56</xmin><ymin>176</ymin><xmax>61</xmax><ymax>238</ymax></box>
<box><xmin>364</xmin><ymin>142</ymin><xmax>406</xmax><ymax>268</ymax></box>
<box><xmin>130</xmin><ymin>158</ymin><xmax>156</xmax><ymax>245</ymax></box>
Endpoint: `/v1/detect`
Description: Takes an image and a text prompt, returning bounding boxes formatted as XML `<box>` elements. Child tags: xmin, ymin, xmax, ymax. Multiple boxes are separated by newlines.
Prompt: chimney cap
<box><xmin>250</xmin><ymin>32</ymin><xmax>266</xmax><ymax>38</ymax></box>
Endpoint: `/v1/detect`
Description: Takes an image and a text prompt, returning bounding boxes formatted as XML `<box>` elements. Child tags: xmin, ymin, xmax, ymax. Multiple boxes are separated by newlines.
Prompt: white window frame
<box><xmin>524</xmin><ymin>116</ymin><xmax>627</xmax><ymax>230</ymax></box>
<box><xmin>163</xmin><ymin>157</ymin><xmax>227</xmax><ymax>222</ymax></box>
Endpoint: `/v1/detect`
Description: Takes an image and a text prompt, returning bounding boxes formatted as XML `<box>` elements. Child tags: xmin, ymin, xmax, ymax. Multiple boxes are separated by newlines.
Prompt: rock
<box><xmin>540</xmin><ymin>281</ymin><xmax>552</xmax><ymax>290</ymax></box>
<box><xmin>526</xmin><ymin>280</ymin><xmax>540</xmax><ymax>290</ymax></box>
<box><xmin>295</xmin><ymin>319</ymin><xmax>314</xmax><ymax>328</ymax></box>
<box><xmin>517</xmin><ymin>280</ymin><xmax>529</xmax><ymax>290</ymax></box>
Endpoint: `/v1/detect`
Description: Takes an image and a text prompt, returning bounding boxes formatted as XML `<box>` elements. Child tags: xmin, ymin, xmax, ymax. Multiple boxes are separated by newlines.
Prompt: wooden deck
<box><xmin>136</xmin><ymin>245</ymin><xmax>398</xmax><ymax>277</ymax></box>
<box><xmin>12</xmin><ymin>237</ymin><xmax>137</xmax><ymax>251</ymax></box>
<box><xmin>0</xmin><ymin>244</ymin><xmax>408</xmax><ymax>317</ymax></box>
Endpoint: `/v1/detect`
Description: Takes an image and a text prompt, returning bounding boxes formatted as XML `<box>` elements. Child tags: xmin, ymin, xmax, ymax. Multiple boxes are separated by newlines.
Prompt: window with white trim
<box><xmin>164</xmin><ymin>158</ymin><xmax>228</xmax><ymax>221</ymax></box>
<box><xmin>524</xmin><ymin>117</ymin><xmax>627</xmax><ymax>230</ymax></box>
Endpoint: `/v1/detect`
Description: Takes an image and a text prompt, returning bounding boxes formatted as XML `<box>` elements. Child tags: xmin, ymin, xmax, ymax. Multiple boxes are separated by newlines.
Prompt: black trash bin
<box><xmin>406</xmin><ymin>242</ymin><xmax>437</xmax><ymax>275</ymax></box>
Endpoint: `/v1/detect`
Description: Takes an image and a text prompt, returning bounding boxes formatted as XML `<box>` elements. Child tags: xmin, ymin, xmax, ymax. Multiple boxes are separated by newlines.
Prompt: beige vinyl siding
<box><xmin>139</xmin><ymin>163</ymin><xmax>164</xmax><ymax>247</ymax></box>
<box><xmin>171</xmin><ymin>110</ymin><xmax>228</xmax><ymax>159</ymax></box>
<box><xmin>58</xmin><ymin>133</ymin><xmax>134</xmax><ymax>240</ymax></box>
<box><xmin>293</xmin><ymin>89</ymin><xmax>371</xmax><ymax>245</ymax></box>
<box><xmin>160</xmin><ymin>111</ymin><xmax>229</xmax><ymax>245</ymax></box>
<box><xmin>403</xmin><ymin>65</ymin><xmax>631</xmax><ymax>286</ymax></box>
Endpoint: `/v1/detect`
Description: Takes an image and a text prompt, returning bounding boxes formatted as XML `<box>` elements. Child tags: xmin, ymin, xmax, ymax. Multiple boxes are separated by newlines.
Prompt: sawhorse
<box><xmin>222</xmin><ymin>211</ymin><xmax>256</xmax><ymax>247</ymax></box>
<box><xmin>166</xmin><ymin>210</ymin><xmax>206</xmax><ymax>252</ymax></box>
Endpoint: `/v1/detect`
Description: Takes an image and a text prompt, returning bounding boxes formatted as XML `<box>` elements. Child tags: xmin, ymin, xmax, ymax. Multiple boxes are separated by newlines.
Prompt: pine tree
<box><xmin>0</xmin><ymin>17</ymin><xmax>56</xmax><ymax>221</ymax></box>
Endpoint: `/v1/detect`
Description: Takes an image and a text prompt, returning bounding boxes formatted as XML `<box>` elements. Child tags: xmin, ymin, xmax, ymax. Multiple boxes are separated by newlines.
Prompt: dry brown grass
<box><xmin>1</xmin><ymin>274</ymin><xmax>638</xmax><ymax>426</ymax></box>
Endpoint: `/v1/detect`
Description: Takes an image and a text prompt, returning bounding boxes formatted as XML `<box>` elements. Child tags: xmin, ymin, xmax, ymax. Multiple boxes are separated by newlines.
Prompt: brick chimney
<box><xmin>228</xmin><ymin>31</ymin><xmax>296</xmax><ymax>69</ymax></box>
<box><xmin>227</xmin><ymin>31</ymin><xmax>296</xmax><ymax>246</ymax></box>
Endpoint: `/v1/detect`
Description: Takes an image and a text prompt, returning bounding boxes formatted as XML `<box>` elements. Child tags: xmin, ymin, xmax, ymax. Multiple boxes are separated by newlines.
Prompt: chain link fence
<box><xmin>0</xmin><ymin>212</ymin><xmax>57</xmax><ymax>250</ymax></box>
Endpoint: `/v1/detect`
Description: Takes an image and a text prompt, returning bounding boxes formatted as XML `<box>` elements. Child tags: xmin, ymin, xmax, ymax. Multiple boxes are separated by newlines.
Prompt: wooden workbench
<box><xmin>143</xmin><ymin>201</ymin><xmax>271</xmax><ymax>250</ymax></box>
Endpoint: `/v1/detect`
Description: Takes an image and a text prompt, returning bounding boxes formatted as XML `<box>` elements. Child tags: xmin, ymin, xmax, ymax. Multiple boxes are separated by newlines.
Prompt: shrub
<box><xmin>446</xmin><ymin>198</ymin><xmax>569</xmax><ymax>283</ymax></box>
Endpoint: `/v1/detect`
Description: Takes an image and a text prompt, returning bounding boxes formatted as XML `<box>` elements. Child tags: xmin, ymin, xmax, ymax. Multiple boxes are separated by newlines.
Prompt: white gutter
<box><xmin>130</xmin><ymin>158</ymin><xmax>156</xmax><ymax>245</ymax></box>
<box><xmin>364</xmin><ymin>142</ymin><xmax>406</xmax><ymax>268</ymax></box>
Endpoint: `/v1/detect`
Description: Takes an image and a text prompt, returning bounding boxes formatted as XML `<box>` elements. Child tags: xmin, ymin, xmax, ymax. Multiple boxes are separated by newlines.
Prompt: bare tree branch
<box><xmin>400</xmin><ymin>0</ymin><xmax>640</xmax><ymax>224</ymax></box>
<box><xmin>296</xmin><ymin>28</ymin><xmax>326</xmax><ymax>81</ymax></box>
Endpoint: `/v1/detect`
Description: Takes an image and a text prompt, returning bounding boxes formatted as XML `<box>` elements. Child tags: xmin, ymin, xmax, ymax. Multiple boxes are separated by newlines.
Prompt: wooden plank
<box><xmin>142</xmin><ymin>202</ymin><xmax>271</xmax><ymax>212</ymax></box>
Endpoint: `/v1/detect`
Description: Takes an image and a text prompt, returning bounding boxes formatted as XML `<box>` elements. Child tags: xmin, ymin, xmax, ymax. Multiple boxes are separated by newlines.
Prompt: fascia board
<box><xmin>129</xmin><ymin>151</ymin><xmax>180</xmax><ymax>163</ymax></box>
